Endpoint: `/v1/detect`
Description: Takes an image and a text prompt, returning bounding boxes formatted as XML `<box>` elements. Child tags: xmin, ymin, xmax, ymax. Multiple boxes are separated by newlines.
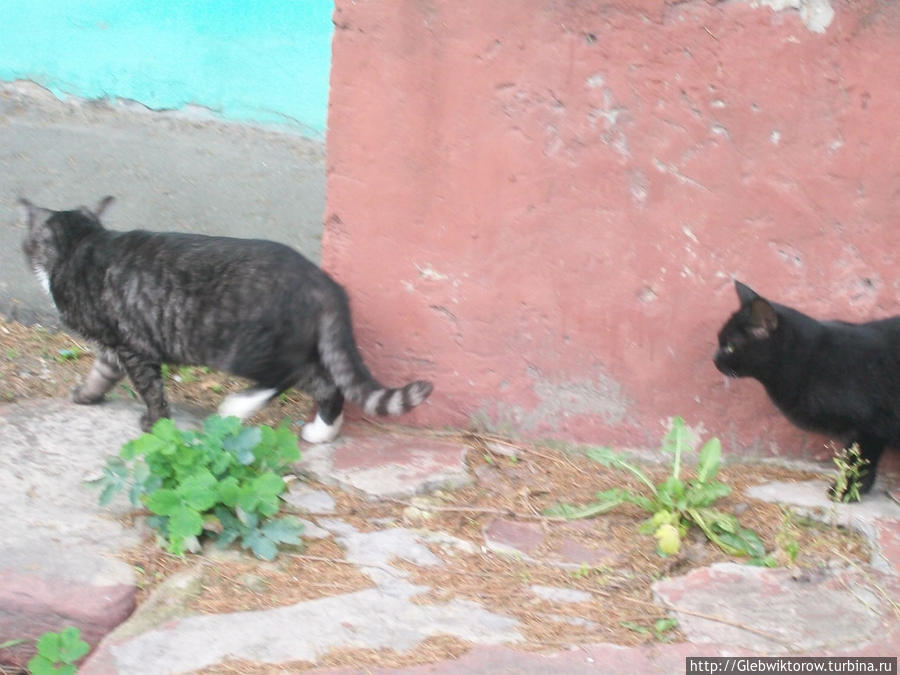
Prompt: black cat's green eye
<box><xmin>723</xmin><ymin>344</ymin><xmax>735</xmax><ymax>354</ymax></box>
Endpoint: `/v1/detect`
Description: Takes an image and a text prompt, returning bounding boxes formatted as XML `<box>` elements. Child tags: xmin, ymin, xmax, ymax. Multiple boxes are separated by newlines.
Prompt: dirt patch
<box><xmin>0</xmin><ymin>317</ymin><xmax>314</xmax><ymax>427</ymax></box>
<box><xmin>0</xmin><ymin>316</ymin><xmax>875</xmax><ymax>671</ymax></box>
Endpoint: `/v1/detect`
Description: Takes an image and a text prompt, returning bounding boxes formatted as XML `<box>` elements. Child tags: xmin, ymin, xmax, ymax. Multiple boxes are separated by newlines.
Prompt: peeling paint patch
<box><xmin>663</xmin><ymin>416</ymin><xmax>707</xmax><ymax>453</ymax></box>
<box><xmin>415</xmin><ymin>263</ymin><xmax>449</xmax><ymax>281</ymax></box>
<box><xmin>586</xmin><ymin>72</ymin><xmax>605</xmax><ymax>89</ymax></box>
<box><xmin>638</xmin><ymin>286</ymin><xmax>658</xmax><ymax>304</ymax></box>
<box><xmin>524</xmin><ymin>365</ymin><xmax>629</xmax><ymax>432</ymax></box>
<box><xmin>711</xmin><ymin>124</ymin><xmax>730</xmax><ymax>139</ymax></box>
<box><xmin>652</xmin><ymin>157</ymin><xmax>710</xmax><ymax>192</ymax></box>
<box><xmin>630</xmin><ymin>169</ymin><xmax>649</xmax><ymax>206</ymax></box>
<box><xmin>588</xmin><ymin>86</ymin><xmax>630</xmax><ymax>159</ymax></box>
<box><xmin>470</xmin><ymin>364</ymin><xmax>630</xmax><ymax>436</ymax></box>
<box><xmin>751</xmin><ymin>0</ymin><xmax>835</xmax><ymax>34</ymax></box>
<box><xmin>769</xmin><ymin>241</ymin><xmax>804</xmax><ymax>268</ymax></box>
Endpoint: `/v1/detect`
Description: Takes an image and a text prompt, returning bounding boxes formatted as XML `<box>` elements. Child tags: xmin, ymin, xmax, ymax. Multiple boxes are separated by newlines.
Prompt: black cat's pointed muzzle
<box><xmin>713</xmin><ymin>349</ymin><xmax>738</xmax><ymax>377</ymax></box>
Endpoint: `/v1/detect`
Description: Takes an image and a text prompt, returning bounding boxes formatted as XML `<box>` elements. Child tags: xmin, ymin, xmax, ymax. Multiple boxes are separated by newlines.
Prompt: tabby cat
<box><xmin>714</xmin><ymin>280</ymin><xmax>899</xmax><ymax>498</ymax></box>
<box><xmin>20</xmin><ymin>197</ymin><xmax>432</xmax><ymax>442</ymax></box>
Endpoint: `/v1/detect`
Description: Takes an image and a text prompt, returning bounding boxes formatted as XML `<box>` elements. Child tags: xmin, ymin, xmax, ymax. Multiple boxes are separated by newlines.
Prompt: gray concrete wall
<box><xmin>0</xmin><ymin>81</ymin><xmax>326</xmax><ymax>325</ymax></box>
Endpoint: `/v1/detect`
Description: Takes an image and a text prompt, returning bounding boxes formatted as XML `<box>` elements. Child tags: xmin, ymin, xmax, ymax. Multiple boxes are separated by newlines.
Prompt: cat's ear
<box><xmin>94</xmin><ymin>195</ymin><xmax>115</xmax><ymax>218</ymax></box>
<box><xmin>748</xmin><ymin>298</ymin><xmax>778</xmax><ymax>338</ymax></box>
<box><xmin>734</xmin><ymin>280</ymin><xmax>758</xmax><ymax>305</ymax></box>
<box><xmin>17</xmin><ymin>198</ymin><xmax>52</xmax><ymax>227</ymax></box>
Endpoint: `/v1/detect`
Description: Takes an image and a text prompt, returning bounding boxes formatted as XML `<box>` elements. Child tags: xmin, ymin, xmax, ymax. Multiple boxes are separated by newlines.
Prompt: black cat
<box><xmin>20</xmin><ymin>197</ymin><xmax>433</xmax><ymax>442</ymax></box>
<box><xmin>714</xmin><ymin>280</ymin><xmax>899</xmax><ymax>498</ymax></box>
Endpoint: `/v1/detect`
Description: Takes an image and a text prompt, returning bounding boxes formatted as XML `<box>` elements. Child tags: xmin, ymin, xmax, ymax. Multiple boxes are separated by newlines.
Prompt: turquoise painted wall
<box><xmin>0</xmin><ymin>1</ymin><xmax>333</xmax><ymax>136</ymax></box>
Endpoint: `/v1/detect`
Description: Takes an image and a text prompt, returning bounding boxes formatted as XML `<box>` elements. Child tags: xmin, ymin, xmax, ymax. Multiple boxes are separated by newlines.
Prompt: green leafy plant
<box><xmin>27</xmin><ymin>626</ymin><xmax>89</xmax><ymax>675</ymax></box>
<box><xmin>90</xmin><ymin>415</ymin><xmax>304</xmax><ymax>559</ymax></box>
<box><xmin>831</xmin><ymin>443</ymin><xmax>869</xmax><ymax>503</ymax></box>
<box><xmin>547</xmin><ymin>417</ymin><xmax>768</xmax><ymax>560</ymax></box>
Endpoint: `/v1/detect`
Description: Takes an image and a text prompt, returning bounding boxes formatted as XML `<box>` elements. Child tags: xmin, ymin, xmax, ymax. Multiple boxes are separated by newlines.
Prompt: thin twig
<box><xmin>359</xmin><ymin>416</ymin><xmax>464</xmax><ymax>439</ymax></box>
<box><xmin>292</xmin><ymin>554</ymin><xmax>403</xmax><ymax>579</ymax></box>
<box><xmin>385</xmin><ymin>497</ymin><xmax>570</xmax><ymax>522</ymax></box>
<box><xmin>598</xmin><ymin>591</ymin><xmax>791</xmax><ymax>645</ymax></box>
<box><xmin>832</xmin><ymin>550</ymin><xmax>900</xmax><ymax>621</ymax></box>
<box><xmin>359</xmin><ymin>417</ymin><xmax>586</xmax><ymax>474</ymax></box>
<box><xmin>472</xmin><ymin>432</ymin><xmax>586</xmax><ymax>474</ymax></box>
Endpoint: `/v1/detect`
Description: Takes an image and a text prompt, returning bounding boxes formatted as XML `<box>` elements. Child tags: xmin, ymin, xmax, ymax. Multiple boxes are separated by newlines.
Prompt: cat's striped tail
<box><xmin>317</xmin><ymin>309</ymin><xmax>433</xmax><ymax>415</ymax></box>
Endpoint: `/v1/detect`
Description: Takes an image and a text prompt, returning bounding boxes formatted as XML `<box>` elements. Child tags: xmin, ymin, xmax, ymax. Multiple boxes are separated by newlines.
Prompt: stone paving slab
<box><xmin>653</xmin><ymin>563</ymin><xmax>898</xmax><ymax>654</ymax></box>
<box><xmin>298</xmin><ymin>428</ymin><xmax>471</xmax><ymax>499</ymax></box>
<box><xmin>81</xmin><ymin>521</ymin><xmax>522</xmax><ymax>675</ymax></box>
<box><xmin>483</xmin><ymin>517</ymin><xmax>626</xmax><ymax>568</ymax></box>
<box><xmin>0</xmin><ymin>398</ymin><xmax>200</xmax><ymax>668</ymax></box>
<box><xmin>312</xmin><ymin>642</ymin><xmax>739</xmax><ymax>675</ymax></box>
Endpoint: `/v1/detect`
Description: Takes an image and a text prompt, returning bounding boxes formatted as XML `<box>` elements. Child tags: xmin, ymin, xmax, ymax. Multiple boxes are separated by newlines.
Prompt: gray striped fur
<box><xmin>318</xmin><ymin>311</ymin><xmax>432</xmax><ymax>416</ymax></box>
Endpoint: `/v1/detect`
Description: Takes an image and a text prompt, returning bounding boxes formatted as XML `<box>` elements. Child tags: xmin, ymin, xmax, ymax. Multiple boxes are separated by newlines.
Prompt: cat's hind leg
<box><xmin>218</xmin><ymin>387</ymin><xmax>278</xmax><ymax>421</ymax></box>
<box><xmin>302</xmin><ymin>389</ymin><xmax>344</xmax><ymax>444</ymax></box>
<box><xmin>73</xmin><ymin>349</ymin><xmax>125</xmax><ymax>404</ymax></box>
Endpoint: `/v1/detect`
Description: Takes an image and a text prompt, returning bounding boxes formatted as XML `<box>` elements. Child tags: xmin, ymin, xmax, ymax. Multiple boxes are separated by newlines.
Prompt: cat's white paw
<box><xmin>218</xmin><ymin>388</ymin><xmax>276</xmax><ymax>420</ymax></box>
<box><xmin>301</xmin><ymin>413</ymin><xmax>343</xmax><ymax>443</ymax></box>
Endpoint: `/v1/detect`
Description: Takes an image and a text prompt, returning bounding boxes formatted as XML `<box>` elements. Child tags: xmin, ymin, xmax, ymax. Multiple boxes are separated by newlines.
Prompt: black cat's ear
<box><xmin>748</xmin><ymin>298</ymin><xmax>778</xmax><ymax>338</ymax></box>
<box><xmin>734</xmin><ymin>280</ymin><xmax>758</xmax><ymax>305</ymax></box>
<box><xmin>94</xmin><ymin>195</ymin><xmax>115</xmax><ymax>218</ymax></box>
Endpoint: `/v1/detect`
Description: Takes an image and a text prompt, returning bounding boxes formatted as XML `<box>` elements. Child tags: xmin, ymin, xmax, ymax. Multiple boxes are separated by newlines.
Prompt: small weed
<box><xmin>547</xmin><ymin>417</ymin><xmax>769</xmax><ymax>560</ymax></box>
<box><xmin>653</xmin><ymin>617</ymin><xmax>678</xmax><ymax>641</ymax></box>
<box><xmin>570</xmin><ymin>563</ymin><xmax>592</xmax><ymax>579</ymax></box>
<box><xmin>55</xmin><ymin>346</ymin><xmax>85</xmax><ymax>362</ymax></box>
<box><xmin>619</xmin><ymin>617</ymin><xmax>678</xmax><ymax>642</ymax></box>
<box><xmin>5</xmin><ymin>347</ymin><xmax>21</xmax><ymax>359</ymax></box>
<box><xmin>0</xmin><ymin>638</ymin><xmax>25</xmax><ymax>649</ymax></box>
<box><xmin>570</xmin><ymin>563</ymin><xmax>612</xmax><ymax>579</ymax></box>
<box><xmin>90</xmin><ymin>415</ymin><xmax>304</xmax><ymax>560</ymax></box>
<box><xmin>175</xmin><ymin>366</ymin><xmax>197</xmax><ymax>384</ymax></box>
<box><xmin>163</xmin><ymin>365</ymin><xmax>200</xmax><ymax>384</ymax></box>
<box><xmin>619</xmin><ymin>620</ymin><xmax>650</xmax><ymax>636</ymax></box>
<box><xmin>27</xmin><ymin>626</ymin><xmax>89</xmax><ymax>675</ymax></box>
<box><xmin>831</xmin><ymin>443</ymin><xmax>869</xmax><ymax>503</ymax></box>
<box><xmin>118</xmin><ymin>383</ymin><xmax>138</xmax><ymax>399</ymax></box>
<box><xmin>775</xmin><ymin>509</ymin><xmax>801</xmax><ymax>565</ymax></box>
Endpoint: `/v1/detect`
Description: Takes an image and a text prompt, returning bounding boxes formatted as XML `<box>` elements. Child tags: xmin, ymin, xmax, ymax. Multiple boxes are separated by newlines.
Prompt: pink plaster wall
<box><xmin>324</xmin><ymin>0</ymin><xmax>900</xmax><ymax>459</ymax></box>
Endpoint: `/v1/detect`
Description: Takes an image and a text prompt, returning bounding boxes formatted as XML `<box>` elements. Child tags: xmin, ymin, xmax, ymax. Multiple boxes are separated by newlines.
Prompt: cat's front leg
<box><xmin>117</xmin><ymin>350</ymin><xmax>170</xmax><ymax>432</ymax></box>
<box><xmin>73</xmin><ymin>349</ymin><xmax>125</xmax><ymax>404</ymax></box>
